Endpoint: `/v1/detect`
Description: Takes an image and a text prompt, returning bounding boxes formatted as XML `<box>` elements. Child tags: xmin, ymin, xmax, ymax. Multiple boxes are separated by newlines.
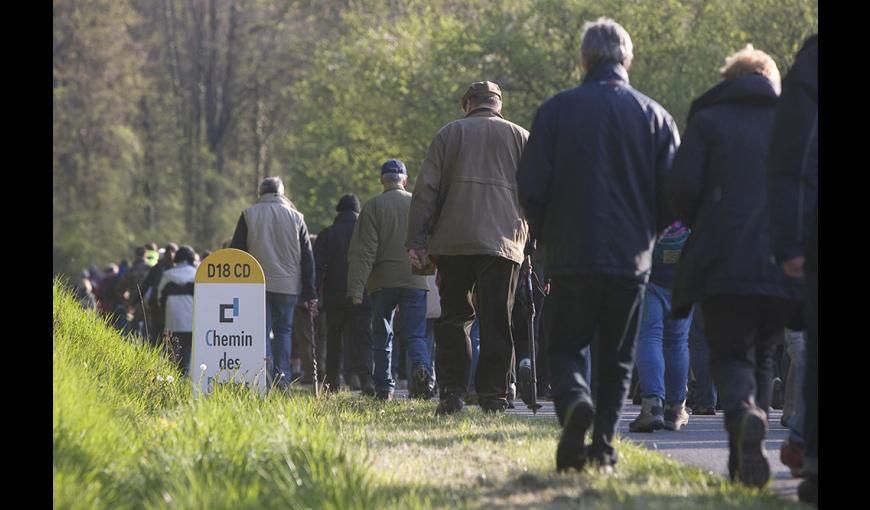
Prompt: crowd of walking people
<box><xmin>71</xmin><ymin>18</ymin><xmax>817</xmax><ymax>505</ymax></box>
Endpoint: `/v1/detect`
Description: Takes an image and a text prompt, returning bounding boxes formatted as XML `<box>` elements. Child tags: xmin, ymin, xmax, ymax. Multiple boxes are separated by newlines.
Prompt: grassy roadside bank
<box><xmin>53</xmin><ymin>281</ymin><xmax>803</xmax><ymax>509</ymax></box>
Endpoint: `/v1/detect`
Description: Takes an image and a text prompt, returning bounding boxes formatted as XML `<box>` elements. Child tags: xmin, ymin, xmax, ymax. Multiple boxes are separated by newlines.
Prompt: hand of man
<box><xmin>524</xmin><ymin>239</ymin><xmax>537</xmax><ymax>256</ymax></box>
<box><xmin>306</xmin><ymin>299</ymin><xmax>319</xmax><ymax>317</ymax></box>
<box><xmin>408</xmin><ymin>248</ymin><xmax>429</xmax><ymax>270</ymax></box>
<box><xmin>351</xmin><ymin>296</ymin><xmax>363</xmax><ymax>305</ymax></box>
<box><xmin>781</xmin><ymin>256</ymin><xmax>805</xmax><ymax>278</ymax></box>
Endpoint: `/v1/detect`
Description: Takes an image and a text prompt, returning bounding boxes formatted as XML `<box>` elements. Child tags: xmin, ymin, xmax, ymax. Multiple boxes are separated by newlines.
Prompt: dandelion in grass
<box><xmin>166</xmin><ymin>375</ymin><xmax>175</xmax><ymax>383</ymax></box>
<box><xmin>156</xmin><ymin>374</ymin><xmax>164</xmax><ymax>382</ymax></box>
<box><xmin>200</xmin><ymin>364</ymin><xmax>207</xmax><ymax>372</ymax></box>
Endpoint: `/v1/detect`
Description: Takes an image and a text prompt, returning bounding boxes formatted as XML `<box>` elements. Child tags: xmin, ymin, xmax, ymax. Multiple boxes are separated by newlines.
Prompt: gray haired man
<box><xmin>230</xmin><ymin>176</ymin><xmax>318</xmax><ymax>389</ymax></box>
<box><xmin>517</xmin><ymin>18</ymin><xmax>679</xmax><ymax>472</ymax></box>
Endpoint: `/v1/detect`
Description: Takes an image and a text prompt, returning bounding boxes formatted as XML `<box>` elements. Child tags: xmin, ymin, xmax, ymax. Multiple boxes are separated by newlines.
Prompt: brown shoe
<box><xmin>780</xmin><ymin>438</ymin><xmax>805</xmax><ymax>478</ymax></box>
<box><xmin>663</xmin><ymin>401</ymin><xmax>689</xmax><ymax>431</ymax></box>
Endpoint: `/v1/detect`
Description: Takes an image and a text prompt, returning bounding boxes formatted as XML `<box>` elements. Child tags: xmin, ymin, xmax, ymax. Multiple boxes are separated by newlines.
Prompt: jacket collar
<box><xmin>383</xmin><ymin>184</ymin><xmax>405</xmax><ymax>193</ymax></box>
<box><xmin>583</xmin><ymin>62</ymin><xmax>630</xmax><ymax>85</ymax></box>
<box><xmin>464</xmin><ymin>107</ymin><xmax>504</xmax><ymax>119</ymax></box>
<box><xmin>258</xmin><ymin>193</ymin><xmax>297</xmax><ymax>209</ymax></box>
<box><xmin>688</xmin><ymin>74</ymin><xmax>778</xmax><ymax>121</ymax></box>
<box><xmin>334</xmin><ymin>210</ymin><xmax>359</xmax><ymax>224</ymax></box>
<box><xmin>258</xmin><ymin>193</ymin><xmax>285</xmax><ymax>204</ymax></box>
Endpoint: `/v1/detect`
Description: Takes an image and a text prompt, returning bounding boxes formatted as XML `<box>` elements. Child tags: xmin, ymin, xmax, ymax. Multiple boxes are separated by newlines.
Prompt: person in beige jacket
<box><xmin>407</xmin><ymin>81</ymin><xmax>529</xmax><ymax>415</ymax></box>
<box><xmin>230</xmin><ymin>176</ymin><xmax>318</xmax><ymax>390</ymax></box>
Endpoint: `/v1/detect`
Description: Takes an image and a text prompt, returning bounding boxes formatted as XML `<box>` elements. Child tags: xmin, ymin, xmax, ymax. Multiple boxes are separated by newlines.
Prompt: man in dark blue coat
<box><xmin>314</xmin><ymin>194</ymin><xmax>375</xmax><ymax>395</ymax></box>
<box><xmin>667</xmin><ymin>45</ymin><xmax>804</xmax><ymax>488</ymax></box>
<box><xmin>517</xmin><ymin>17</ymin><xmax>679</xmax><ymax>473</ymax></box>
<box><xmin>766</xmin><ymin>34</ymin><xmax>817</xmax><ymax>505</ymax></box>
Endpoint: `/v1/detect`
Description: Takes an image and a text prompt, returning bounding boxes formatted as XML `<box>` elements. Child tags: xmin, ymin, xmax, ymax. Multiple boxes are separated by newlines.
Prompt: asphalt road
<box><xmin>507</xmin><ymin>399</ymin><xmax>800</xmax><ymax>500</ymax></box>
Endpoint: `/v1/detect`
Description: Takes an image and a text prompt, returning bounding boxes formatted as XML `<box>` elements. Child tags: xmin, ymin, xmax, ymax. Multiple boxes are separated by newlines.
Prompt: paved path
<box><xmin>507</xmin><ymin>399</ymin><xmax>799</xmax><ymax>500</ymax></box>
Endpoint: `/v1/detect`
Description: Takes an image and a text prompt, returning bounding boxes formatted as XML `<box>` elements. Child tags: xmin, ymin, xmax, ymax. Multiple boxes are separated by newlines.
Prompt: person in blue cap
<box><xmin>347</xmin><ymin>160</ymin><xmax>433</xmax><ymax>400</ymax></box>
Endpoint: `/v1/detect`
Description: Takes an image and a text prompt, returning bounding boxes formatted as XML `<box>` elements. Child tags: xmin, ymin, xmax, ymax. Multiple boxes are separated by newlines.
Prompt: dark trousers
<box><xmin>170</xmin><ymin>331</ymin><xmax>193</xmax><ymax>376</ymax></box>
<box><xmin>149</xmin><ymin>309</ymin><xmax>166</xmax><ymax>347</ymax></box>
<box><xmin>688</xmin><ymin>306</ymin><xmax>718</xmax><ymax>409</ymax></box>
<box><xmin>325</xmin><ymin>304</ymin><xmax>373</xmax><ymax>386</ymax></box>
<box><xmin>804</xmin><ymin>269</ymin><xmax>817</xmax><ymax>461</ymax></box>
<box><xmin>546</xmin><ymin>274</ymin><xmax>645</xmax><ymax>464</ymax></box>
<box><xmin>435</xmin><ymin>255</ymin><xmax>519</xmax><ymax>402</ymax></box>
<box><xmin>701</xmin><ymin>295</ymin><xmax>799</xmax><ymax>435</ymax></box>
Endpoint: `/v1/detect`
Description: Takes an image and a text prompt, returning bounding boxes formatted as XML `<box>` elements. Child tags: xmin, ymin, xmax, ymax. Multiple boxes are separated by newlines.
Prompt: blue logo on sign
<box><xmin>219</xmin><ymin>298</ymin><xmax>240</xmax><ymax>323</ymax></box>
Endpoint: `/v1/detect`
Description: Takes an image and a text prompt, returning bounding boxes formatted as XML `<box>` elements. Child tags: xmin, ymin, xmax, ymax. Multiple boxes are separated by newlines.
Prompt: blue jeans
<box><xmin>467</xmin><ymin>318</ymin><xmax>481</xmax><ymax>392</ymax></box>
<box><xmin>408</xmin><ymin>319</ymin><xmax>437</xmax><ymax>381</ymax></box>
<box><xmin>370</xmin><ymin>288</ymin><xmax>429</xmax><ymax>392</ymax></box>
<box><xmin>266</xmin><ymin>292</ymin><xmax>298</xmax><ymax>386</ymax></box>
<box><xmin>784</xmin><ymin>328</ymin><xmax>806</xmax><ymax>443</ymax></box>
<box><xmin>635</xmin><ymin>283</ymin><xmax>692</xmax><ymax>405</ymax></box>
<box><xmin>688</xmin><ymin>306</ymin><xmax>717</xmax><ymax>408</ymax></box>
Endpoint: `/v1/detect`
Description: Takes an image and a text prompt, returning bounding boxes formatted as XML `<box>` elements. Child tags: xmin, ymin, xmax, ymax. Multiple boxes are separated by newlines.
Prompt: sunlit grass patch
<box><xmin>54</xmin><ymin>280</ymin><xmax>804</xmax><ymax>509</ymax></box>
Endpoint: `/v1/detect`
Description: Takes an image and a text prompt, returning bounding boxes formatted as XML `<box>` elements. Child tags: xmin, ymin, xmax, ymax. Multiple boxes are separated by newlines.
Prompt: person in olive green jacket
<box><xmin>347</xmin><ymin>160</ymin><xmax>431</xmax><ymax>401</ymax></box>
<box><xmin>407</xmin><ymin>81</ymin><xmax>529</xmax><ymax>415</ymax></box>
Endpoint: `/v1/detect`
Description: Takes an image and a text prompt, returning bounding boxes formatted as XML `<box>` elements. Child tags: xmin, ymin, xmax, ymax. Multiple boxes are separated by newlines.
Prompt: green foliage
<box><xmin>54</xmin><ymin>280</ymin><xmax>382</xmax><ymax>509</ymax></box>
<box><xmin>276</xmin><ymin>0</ymin><xmax>818</xmax><ymax>231</ymax></box>
<box><xmin>54</xmin><ymin>0</ymin><xmax>817</xmax><ymax>276</ymax></box>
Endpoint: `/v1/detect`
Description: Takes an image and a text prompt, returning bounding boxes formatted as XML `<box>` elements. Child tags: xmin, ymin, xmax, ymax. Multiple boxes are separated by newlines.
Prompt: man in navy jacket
<box><xmin>517</xmin><ymin>17</ymin><xmax>679</xmax><ymax>473</ymax></box>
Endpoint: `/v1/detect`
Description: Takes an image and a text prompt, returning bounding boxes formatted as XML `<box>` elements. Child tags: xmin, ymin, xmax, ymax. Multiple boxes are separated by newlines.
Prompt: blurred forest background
<box><xmin>53</xmin><ymin>0</ymin><xmax>818</xmax><ymax>276</ymax></box>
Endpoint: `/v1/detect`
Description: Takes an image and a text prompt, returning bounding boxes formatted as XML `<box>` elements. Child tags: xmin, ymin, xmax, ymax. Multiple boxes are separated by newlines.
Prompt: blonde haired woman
<box><xmin>666</xmin><ymin>45</ymin><xmax>803</xmax><ymax>487</ymax></box>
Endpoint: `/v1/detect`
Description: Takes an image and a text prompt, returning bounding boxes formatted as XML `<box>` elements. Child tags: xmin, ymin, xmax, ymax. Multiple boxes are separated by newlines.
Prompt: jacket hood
<box><xmin>688</xmin><ymin>74</ymin><xmax>778</xmax><ymax>121</ymax></box>
<box><xmin>333</xmin><ymin>210</ymin><xmax>358</xmax><ymax>224</ymax></box>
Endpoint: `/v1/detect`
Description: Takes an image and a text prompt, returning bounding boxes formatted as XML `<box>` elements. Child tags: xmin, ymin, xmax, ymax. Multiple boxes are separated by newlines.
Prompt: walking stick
<box><xmin>309</xmin><ymin>305</ymin><xmax>320</xmax><ymax>398</ymax></box>
<box><xmin>136</xmin><ymin>284</ymin><xmax>150</xmax><ymax>342</ymax></box>
<box><xmin>525</xmin><ymin>250</ymin><xmax>542</xmax><ymax>414</ymax></box>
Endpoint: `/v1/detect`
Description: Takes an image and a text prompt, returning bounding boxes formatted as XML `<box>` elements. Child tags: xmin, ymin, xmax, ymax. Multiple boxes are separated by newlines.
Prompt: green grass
<box><xmin>54</xmin><ymin>280</ymin><xmax>806</xmax><ymax>509</ymax></box>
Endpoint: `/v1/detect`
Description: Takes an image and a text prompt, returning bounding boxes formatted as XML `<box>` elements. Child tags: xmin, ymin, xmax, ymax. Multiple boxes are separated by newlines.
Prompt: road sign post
<box><xmin>191</xmin><ymin>249</ymin><xmax>267</xmax><ymax>395</ymax></box>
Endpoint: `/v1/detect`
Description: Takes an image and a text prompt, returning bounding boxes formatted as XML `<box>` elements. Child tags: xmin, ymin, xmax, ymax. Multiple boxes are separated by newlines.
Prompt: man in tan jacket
<box><xmin>230</xmin><ymin>177</ymin><xmax>318</xmax><ymax>390</ymax></box>
<box><xmin>407</xmin><ymin>81</ymin><xmax>529</xmax><ymax>415</ymax></box>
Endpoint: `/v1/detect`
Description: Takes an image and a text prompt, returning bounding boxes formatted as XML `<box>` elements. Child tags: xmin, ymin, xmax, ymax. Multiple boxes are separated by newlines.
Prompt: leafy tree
<box><xmin>53</xmin><ymin>0</ymin><xmax>817</xmax><ymax>277</ymax></box>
